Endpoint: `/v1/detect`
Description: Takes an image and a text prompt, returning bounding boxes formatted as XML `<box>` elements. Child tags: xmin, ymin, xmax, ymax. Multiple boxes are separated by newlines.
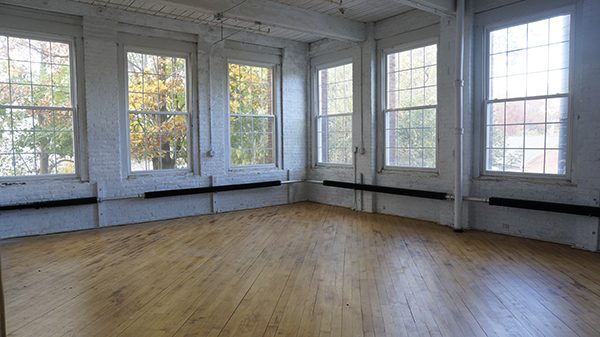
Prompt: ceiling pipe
<box><xmin>453</xmin><ymin>0</ymin><xmax>465</xmax><ymax>232</ymax></box>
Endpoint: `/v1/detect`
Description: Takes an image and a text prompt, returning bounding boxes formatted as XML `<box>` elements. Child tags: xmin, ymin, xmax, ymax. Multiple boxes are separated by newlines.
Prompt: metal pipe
<box><xmin>0</xmin><ymin>256</ymin><xmax>6</xmax><ymax>337</ymax></box>
<box><xmin>281</xmin><ymin>179</ymin><xmax>304</xmax><ymax>185</ymax></box>
<box><xmin>305</xmin><ymin>180</ymin><xmax>323</xmax><ymax>184</ymax></box>
<box><xmin>463</xmin><ymin>196</ymin><xmax>489</xmax><ymax>203</ymax></box>
<box><xmin>97</xmin><ymin>195</ymin><xmax>143</xmax><ymax>202</ymax></box>
<box><xmin>453</xmin><ymin>0</ymin><xmax>466</xmax><ymax>232</ymax></box>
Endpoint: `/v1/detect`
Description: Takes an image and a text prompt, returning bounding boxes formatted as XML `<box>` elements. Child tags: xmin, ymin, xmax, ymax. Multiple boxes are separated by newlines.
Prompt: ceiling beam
<box><xmin>390</xmin><ymin>0</ymin><xmax>455</xmax><ymax>16</ymax></box>
<box><xmin>157</xmin><ymin>0</ymin><xmax>366</xmax><ymax>42</ymax></box>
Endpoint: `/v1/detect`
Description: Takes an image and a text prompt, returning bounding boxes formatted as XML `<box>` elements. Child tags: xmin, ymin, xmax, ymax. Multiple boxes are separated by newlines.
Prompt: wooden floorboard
<box><xmin>1</xmin><ymin>202</ymin><xmax>599</xmax><ymax>337</ymax></box>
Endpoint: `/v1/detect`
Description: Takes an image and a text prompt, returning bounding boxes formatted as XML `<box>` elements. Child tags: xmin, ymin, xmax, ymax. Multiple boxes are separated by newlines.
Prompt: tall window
<box><xmin>127</xmin><ymin>51</ymin><xmax>189</xmax><ymax>172</ymax></box>
<box><xmin>316</xmin><ymin>63</ymin><xmax>353</xmax><ymax>165</ymax></box>
<box><xmin>228</xmin><ymin>63</ymin><xmax>275</xmax><ymax>167</ymax></box>
<box><xmin>486</xmin><ymin>14</ymin><xmax>571</xmax><ymax>175</ymax></box>
<box><xmin>0</xmin><ymin>34</ymin><xmax>76</xmax><ymax>177</ymax></box>
<box><xmin>384</xmin><ymin>44</ymin><xmax>437</xmax><ymax>169</ymax></box>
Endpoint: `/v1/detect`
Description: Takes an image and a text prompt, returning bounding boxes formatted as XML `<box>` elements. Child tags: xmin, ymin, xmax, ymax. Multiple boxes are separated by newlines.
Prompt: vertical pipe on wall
<box><xmin>0</xmin><ymin>257</ymin><xmax>6</xmax><ymax>337</ymax></box>
<box><xmin>454</xmin><ymin>0</ymin><xmax>466</xmax><ymax>231</ymax></box>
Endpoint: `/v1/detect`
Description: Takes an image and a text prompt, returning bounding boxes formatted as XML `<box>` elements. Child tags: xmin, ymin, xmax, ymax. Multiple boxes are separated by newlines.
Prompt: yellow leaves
<box><xmin>128</xmin><ymin>113</ymin><xmax>188</xmax><ymax>164</ymax></box>
<box><xmin>127</xmin><ymin>52</ymin><xmax>187</xmax><ymax>113</ymax></box>
<box><xmin>228</xmin><ymin>63</ymin><xmax>273</xmax><ymax>115</ymax></box>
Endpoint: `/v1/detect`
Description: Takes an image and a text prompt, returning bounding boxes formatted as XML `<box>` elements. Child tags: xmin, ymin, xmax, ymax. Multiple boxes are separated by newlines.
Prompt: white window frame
<box><xmin>381</xmin><ymin>38</ymin><xmax>439</xmax><ymax>172</ymax></box>
<box><xmin>477</xmin><ymin>7</ymin><xmax>576</xmax><ymax>180</ymax></box>
<box><xmin>226</xmin><ymin>58</ymin><xmax>281</xmax><ymax>171</ymax></box>
<box><xmin>119</xmin><ymin>34</ymin><xmax>197</xmax><ymax>177</ymax></box>
<box><xmin>311</xmin><ymin>57</ymin><xmax>355</xmax><ymax>168</ymax></box>
<box><xmin>0</xmin><ymin>23</ymin><xmax>85</xmax><ymax>182</ymax></box>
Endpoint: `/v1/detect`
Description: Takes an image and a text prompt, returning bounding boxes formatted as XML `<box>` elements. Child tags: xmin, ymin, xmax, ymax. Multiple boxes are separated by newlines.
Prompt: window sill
<box><xmin>127</xmin><ymin>169</ymin><xmax>194</xmax><ymax>180</ymax></box>
<box><xmin>474</xmin><ymin>173</ymin><xmax>576</xmax><ymax>187</ymax></box>
<box><xmin>312</xmin><ymin>163</ymin><xmax>353</xmax><ymax>170</ymax></box>
<box><xmin>227</xmin><ymin>165</ymin><xmax>281</xmax><ymax>174</ymax></box>
<box><xmin>0</xmin><ymin>174</ymin><xmax>83</xmax><ymax>187</ymax></box>
<box><xmin>379</xmin><ymin>167</ymin><xmax>439</xmax><ymax>176</ymax></box>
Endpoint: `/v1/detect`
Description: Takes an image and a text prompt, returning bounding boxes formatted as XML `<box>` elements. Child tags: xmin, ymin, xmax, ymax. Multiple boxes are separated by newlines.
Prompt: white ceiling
<box><xmin>274</xmin><ymin>0</ymin><xmax>413</xmax><ymax>23</ymax></box>
<box><xmin>71</xmin><ymin>0</ymin><xmax>414</xmax><ymax>42</ymax></box>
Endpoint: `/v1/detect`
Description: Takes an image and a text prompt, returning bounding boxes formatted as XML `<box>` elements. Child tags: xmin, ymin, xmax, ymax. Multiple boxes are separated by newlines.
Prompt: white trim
<box><xmin>225</xmin><ymin>59</ymin><xmax>281</xmax><ymax>171</ymax></box>
<box><xmin>0</xmin><ymin>26</ymin><xmax>85</xmax><ymax>182</ymax></box>
<box><xmin>475</xmin><ymin>7</ymin><xmax>576</xmax><ymax>179</ymax></box>
<box><xmin>119</xmin><ymin>37</ymin><xmax>197</xmax><ymax>176</ymax></box>
<box><xmin>311</xmin><ymin>56</ymin><xmax>355</xmax><ymax>166</ymax></box>
<box><xmin>379</xmin><ymin>38</ymin><xmax>440</xmax><ymax>172</ymax></box>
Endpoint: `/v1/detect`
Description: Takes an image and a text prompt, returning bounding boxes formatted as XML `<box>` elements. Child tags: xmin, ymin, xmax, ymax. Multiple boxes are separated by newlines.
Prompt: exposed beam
<box><xmin>157</xmin><ymin>0</ymin><xmax>366</xmax><ymax>42</ymax></box>
<box><xmin>390</xmin><ymin>0</ymin><xmax>455</xmax><ymax>16</ymax></box>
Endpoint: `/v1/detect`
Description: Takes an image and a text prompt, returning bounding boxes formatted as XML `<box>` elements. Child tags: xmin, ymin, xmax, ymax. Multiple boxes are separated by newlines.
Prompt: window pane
<box><xmin>385</xmin><ymin>108</ymin><xmax>436</xmax><ymax>168</ymax></box>
<box><xmin>385</xmin><ymin>44</ymin><xmax>437</xmax><ymax>169</ymax></box>
<box><xmin>129</xmin><ymin>113</ymin><xmax>188</xmax><ymax>171</ymax></box>
<box><xmin>317</xmin><ymin>63</ymin><xmax>353</xmax><ymax>164</ymax></box>
<box><xmin>0</xmin><ymin>35</ymin><xmax>76</xmax><ymax>177</ymax></box>
<box><xmin>229</xmin><ymin>115</ymin><xmax>274</xmax><ymax>167</ymax></box>
<box><xmin>229</xmin><ymin>63</ymin><xmax>273</xmax><ymax>116</ymax></box>
<box><xmin>127</xmin><ymin>52</ymin><xmax>187</xmax><ymax>113</ymax></box>
<box><xmin>317</xmin><ymin>115</ymin><xmax>352</xmax><ymax>165</ymax></box>
<box><xmin>485</xmin><ymin>15</ymin><xmax>570</xmax><ymax>175</ymax></box>
<box><xmin>228</xmin><ymin>63</ymin><xmax>275</xmax><ymax>167</ymax></box>
<box><xmin>127</xmin><ymin>52</ymin><xmax>189</xmax><ymax>172</ymax></box>
<box><xmin>318</xmin><ymin>63</ymin><xmax>352</xmax><ymax>115</ymax></box>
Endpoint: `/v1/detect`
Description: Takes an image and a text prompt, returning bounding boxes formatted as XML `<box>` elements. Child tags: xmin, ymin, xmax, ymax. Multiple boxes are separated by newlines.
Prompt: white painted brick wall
<box><xmin>0</xmin><ymin>2</ymin><xmax>309</xmax><ymax>239</ymax></box>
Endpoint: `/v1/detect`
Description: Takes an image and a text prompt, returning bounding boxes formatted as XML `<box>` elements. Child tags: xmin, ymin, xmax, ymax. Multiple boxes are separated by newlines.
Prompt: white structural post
<box><xmin>454</xmin><ymin>0</ymin><xmax>466</xmax><ymax>231</ymax></box>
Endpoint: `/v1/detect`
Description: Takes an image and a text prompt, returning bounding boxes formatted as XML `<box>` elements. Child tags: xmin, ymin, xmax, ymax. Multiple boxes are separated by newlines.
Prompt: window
<box><xmin>228</xmin><ymin>63</ymin><xmax>275</xmax><ymax>167</ymax></box>
<box><xmin>316</xmin><ymin>63</ymin><xmax>353</xmax><ymax>165</ymax></box>
<box><xmin>126</xmin><ymin>51</ymin><xmax>189</xmax><ymax>172</ymax></box>
<box><xmin>0</xmin><ymin>34</ymin><xmax>76</xmax><ymax>177</ymax></box>
<box><xmin>485</xmin><ymin>14</ymin><xmax>571</xmax><ymax>175</ymax></box>
<box><xmin>384</xmin><ymin>44</ymin><xmax>437</xmax><ymax>169</ymax></box>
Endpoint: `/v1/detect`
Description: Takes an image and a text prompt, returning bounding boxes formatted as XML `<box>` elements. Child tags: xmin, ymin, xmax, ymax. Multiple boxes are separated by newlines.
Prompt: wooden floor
<box><xmin>1</xmin><ymin>202</ymin><xmax>600</xmax><ymax>337</ymax></box>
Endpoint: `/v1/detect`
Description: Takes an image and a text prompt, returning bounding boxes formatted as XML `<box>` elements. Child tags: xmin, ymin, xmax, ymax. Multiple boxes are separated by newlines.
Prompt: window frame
<box><xmin>226</xmin><ymin>58</ymin><xmax>281</xmax><ymax>171</ymax></box>
<box><xmin>0</xmin><ymin>28</ymin><xmax>84</xmax><ymax>182</ymax></box>
<box><xmin>381</xmin><ymin>38</ymin><xmax>440</xmax><ymax>172</ymax></box>
<box><xmin>312</xmin><ymin>57</ymin><xmax>355</xmax><ymax>168</ymax></box>
<box><xmin>121</xmin><ymin>43</ymin><xmax>195</xmax><ymax>176</ymax></box>
<box><xmin>478</xmin><ymin>7</ymin><xmax>576</xmax><ymax>180</ymax></box>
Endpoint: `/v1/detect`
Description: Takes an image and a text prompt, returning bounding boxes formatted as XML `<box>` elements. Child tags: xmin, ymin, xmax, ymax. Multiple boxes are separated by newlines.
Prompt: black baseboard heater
<box><xmin>322</xmin><ymin>180</ymin><xmax>599</xmax><ymax>217</ymax></box>
<box><xmin>144</xmin><ymin>180</ymin><xmax>282</xmax><ymax>199</ymax></box>
<box><xmin>489</xmin><ymin>197</ymin><xmax>600</xmax><ymax>217</ymax></box>
<box><xmin>322</xmin><ymin>180</ymin><xmax>449</xmax><ymax>200</ymax></box>
<box><xmin>0</xmin><ymin>181</ymin><xmax>283</xmax><ymax>211</ymax></box>
<box><xmin>0</xmin><ymin>197</ymin><xmax>98</xmax><ymax>211</ymax></box>
<box><xmin>1</xmin><ymin>180</ymin><xmax>597</xmax><ymax>218</ymax></box>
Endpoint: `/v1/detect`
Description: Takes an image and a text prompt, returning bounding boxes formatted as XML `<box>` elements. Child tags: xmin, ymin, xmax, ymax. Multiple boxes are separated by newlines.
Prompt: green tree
<box><xmin>127</xmin><ymin>53</ymin><xmax>188</xmax><ymax>171</ymax></box>
<box><xmin>228</xmin><ymin>63</ymin><xmax>274</xmax><ymax>166</ymax></box>
<box><xmin>0</xmin><ymin>36</ymin><xmax>74</xmax><ymax>176</ymax></box>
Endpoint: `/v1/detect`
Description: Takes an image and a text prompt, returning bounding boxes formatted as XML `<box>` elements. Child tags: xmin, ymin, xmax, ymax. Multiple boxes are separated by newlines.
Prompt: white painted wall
<box><xmin>307</xmin><ymin>1</ymin><xmax>600</xmax><ymax>251</ymax></box>
<box><xmin>468</xmin><ymin>0</ymin><xmax>600</xmax><ymax>250</ymax></box>
<box><xmin>0</xmin><ymin>1</ymin><xmax>308</xmax><ymax>238</ymax></box>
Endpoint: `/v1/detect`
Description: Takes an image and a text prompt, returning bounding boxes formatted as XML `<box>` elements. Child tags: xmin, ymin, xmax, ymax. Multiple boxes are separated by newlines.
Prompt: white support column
<box><xmin>453</xmin><ymin>0</ymin><xmax>466</xmax><ymax>231</ymax></box>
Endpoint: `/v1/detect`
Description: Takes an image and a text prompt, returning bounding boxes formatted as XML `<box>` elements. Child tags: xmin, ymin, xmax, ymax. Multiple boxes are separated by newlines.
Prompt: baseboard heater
<box><xmin>0</xmin><ymin>197</ymin><xmax>98</xmax><ymax>211</ymax></box>
<box><xmin>489</xmin><ymin>197</ymin><xmax>600</xmax><ymax>217</ymax></box>
<box><xmin>144</xmin><ymin>180</ymin><xmax>282</xmax><ymax>199</ymax></box>
<box><xmin>322</xmin><ymin>180</ymin><xmax>448</xmax><ymax>200</ymax></box>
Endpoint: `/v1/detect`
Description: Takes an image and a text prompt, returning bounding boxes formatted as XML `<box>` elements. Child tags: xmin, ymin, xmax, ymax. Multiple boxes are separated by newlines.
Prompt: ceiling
<box><xmin>72</xmin><ymin>0</ymin><xmax>414</xmax><ymax>42</ymax></box>
<box><xmin>274</xmin><ymin>0</ymin><xmax>413</xmax><ymax>23</ymax></box>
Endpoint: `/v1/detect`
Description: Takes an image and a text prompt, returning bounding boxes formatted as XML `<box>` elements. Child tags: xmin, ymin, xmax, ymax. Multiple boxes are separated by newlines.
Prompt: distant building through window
<box><xmin>485</xmin><ymin>14</ymin><xmax>571</xmax><ymax>175</ymax></box>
